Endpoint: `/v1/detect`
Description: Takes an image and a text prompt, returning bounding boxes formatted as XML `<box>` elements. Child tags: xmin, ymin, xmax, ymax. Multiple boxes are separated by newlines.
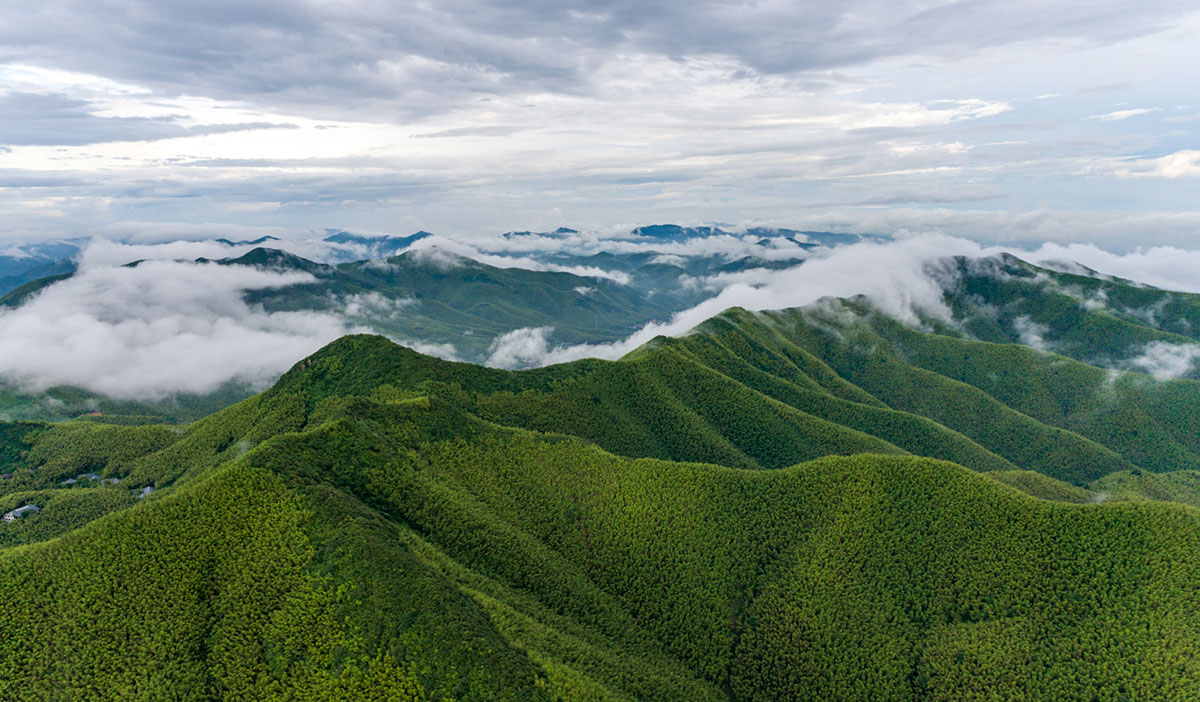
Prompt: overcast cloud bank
<box><xmin>0</xmin><ymin>2</ymin><xmax>1197</xmax><ymax>246</ymax></box>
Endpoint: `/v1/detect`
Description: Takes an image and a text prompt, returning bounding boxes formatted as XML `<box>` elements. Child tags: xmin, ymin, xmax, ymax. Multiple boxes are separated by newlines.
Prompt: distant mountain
<box><xmin>5</xmin><ymin>266</ymin><xmax>1200</xmax><ymax>697</ymax></box>
<box><xmin>321</xmin><ymin>229</ymin><xmax>433</xmax><ymax>261</ymax></box>
<box><xmin>502</xmin><ymin>226</ymin><xmax>579</xmax><ymax>238</ymax></box>
<box><xmin>213</xmin><ymin>235</ymin><xmax>282</xmax><ymax>246</ymax></box>
<box><xmin>0</xmin><ymin>244</ymin><xmax>717</xmax><ymax>422</ymax></box>
<box><xmin>626</xmin><ymin>223</ymin><xmax>876</xmax><ymax>248</ymax></box>
<box><xmin>230</xmin><ymin>246</ymin><xmax>706</xmax><ymax>359</ymax></box>
<box><xmin>0</xmin><ymin>239</ymin><xmax>83</xmax><ymax>297</ymax></box>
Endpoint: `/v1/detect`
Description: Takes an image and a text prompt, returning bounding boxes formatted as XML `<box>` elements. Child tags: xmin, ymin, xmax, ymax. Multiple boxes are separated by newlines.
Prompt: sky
<box><xmin>0</xmin><ymin>0</ymin><xmax>1198</xmax><ymax>247</ymax></box>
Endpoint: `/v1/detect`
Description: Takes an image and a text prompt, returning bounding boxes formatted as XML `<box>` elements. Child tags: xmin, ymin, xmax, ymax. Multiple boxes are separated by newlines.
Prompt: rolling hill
<box><xmin>5</xmin><ymin>270</ymin><xmax>1200</xmax><ymax>699</ymax></box>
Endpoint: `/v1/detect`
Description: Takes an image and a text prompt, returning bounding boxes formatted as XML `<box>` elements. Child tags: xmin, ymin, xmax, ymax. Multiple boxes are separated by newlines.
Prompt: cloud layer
<box><xmin>0</xmin><ymin>2</ymin><xmax>1196</xmax><ymax>246</ymax></box>
<box><xmin>9</xmin><ymin>231</ymin><xmax>1200</xmax><ymax>395</ymax></box>
<box><xmin>0</xmin><ymin>259</ymin><xmax>353</xmax><ymax>398</ymax></box>
<box><xmin>481</xmin><ymin>233</ymin><xmax>1200</xmax><ymax>368</ymax></box>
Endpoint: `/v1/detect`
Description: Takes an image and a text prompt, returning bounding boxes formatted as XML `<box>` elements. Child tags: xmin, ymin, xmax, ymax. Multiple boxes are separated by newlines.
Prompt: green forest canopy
<box><xmin>3</xmin><ymin>288</ymin><xmax>1200</xmax><ymax>700</ymax></box>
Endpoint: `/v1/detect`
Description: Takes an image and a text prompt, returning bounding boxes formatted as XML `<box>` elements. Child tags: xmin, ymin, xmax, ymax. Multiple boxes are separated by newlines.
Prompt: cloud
<box><xmin>1103</xmin><ymin>150</ymin><xmax>1200</xmax><ymax>179</ymax></box>
<box><xmin>466</xmin><ymin>229</ymin><xmax>814</xmax><ymax>264</ymax></box>
<box><xmin>391</xmin><ymin>338</ymin><xmax>460</xmax><ymax>361</ymax></box>
<box><xmin>1125</xmin><ymin>341</ymin><xmax>1200</xmax><ymax>380</ymax></box>
<box><xmin>406</xmin><ymin>238</ymin><xmax>633</xmax><ymax>283</ymax></box>
<box><xmin>467</xmin><ymin>233</ymin><xmax>1200</xmax><ymax>369</ymax></box>
<box><xmin>341</xmin><ymin>292</ymin><xmax>417</xmax><ymax>318</ymax></box>
<box><xmin>1022</xmin><ymin>241</ymin><xmax>1200</xmax><ymax>292</ymax></box>
<box><xmin>0</xmin><ymin>2</ymin><xmax>1192</xmax><ymax>245</ymax></box>
<box><xmin>1089</xmin><ymin>107</ymin><xmax>1159</xmax><ymax>121</ymax></box>
<box><xmin>1012</xmin><ymin>315</ymin><xmax>1052</xmax><ymax>350</ymax></box>
<box><xmin>15</xmin><ymin>229</ymin><xmax>1200</xmax><ymax>393</ymax></box>
<box><xmin>0</xmin><ymin>1</ymin><xmax>1189</xmax><ymax>123</ymax></box>
<box><xmin>413</xmin><ymin>125</ymin><xmax>526</xmax><ymax>139</ymax></box>
<box><xmin>0</xmin><ymin>91</ymin><xmax>301</xmax><ymax>147</ymax></box>
<box><xmin>0</xmin><ymin>257</ymin><xmax>355</xmax><ymax>399</ymax></box>
<box><xmin>483</xmin><ymin>234</ymin><xmax>984</xmax><ymax>367</ymax></box>
<box><xmin>486</xmin><ymin>326</ymin><xmax>556</xmax><ymax>369</ymax></box>
<box><xmin>1144</xmin><ymin>151</ymin><xmax>1200</xmax><ymax>178</ymax></box>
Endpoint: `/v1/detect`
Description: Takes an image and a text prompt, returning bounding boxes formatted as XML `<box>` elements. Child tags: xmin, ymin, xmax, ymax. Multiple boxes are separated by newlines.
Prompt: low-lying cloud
<box><xmin>487</xmin><ymin>327</ymin><xmax>556</xmax><ymax>369</ymax></box>
<box><xmin>482</xmin><ymin>234</ymin><xmax>983</xmax><ymax>367</ymax></box>
<box><xmin>480</xmin><ymin>233</ymin><xmax>1200</xmax><ymax>369</ymax></box>
<box><xmin>12</xmin><ymin>230</ymin><xmax>1200</xmax><ymax>394</ymax></box>
<box><xmin>1126</xmin><ymin>341</ymin><xmax>1200</xmax><ymax>380</ymax></box>
<box><xmin>0</xmin><ymin>259</ymin><xmax>356</xmax><ymax>399</ymax></box>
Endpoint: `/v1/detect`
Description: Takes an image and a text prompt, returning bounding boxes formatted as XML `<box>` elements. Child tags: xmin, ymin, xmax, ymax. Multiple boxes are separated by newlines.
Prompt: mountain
<box><xmin>4</xmin><ymin>265</ymin><xmax>1200</xmax><ymax>698</ymax></box>
<box><xmin>213</xmin><ymin>235</ymin><xmax>282</xmax><ymax>246</ymax></box>
<box><xmin>220</xmin><ymin>246</ymin><xmax>707</xmax><ymax>360</ymax></box>
<box><xmin>931</xmin><ymin>253</ymin><xmax>1200</xmax><ymax>378</ymax></box>
<box><xmin>627</xmin><ymin>223</ymin><xmax>875</xmax><ymax>248</ymax></box>
<box><xmin>0</xmin><ymin>239</ymin><xmax>82</xmax><ymax>297</ymax></box>
<box><xmin>321</xmin><ymin>229</ymin><xmax>433</xmax><ymax>261</ymax></box>
<box><xmin>0</xmin><ymin>245</ymin><xmax>712</xmax><ymax>422</ymax></box>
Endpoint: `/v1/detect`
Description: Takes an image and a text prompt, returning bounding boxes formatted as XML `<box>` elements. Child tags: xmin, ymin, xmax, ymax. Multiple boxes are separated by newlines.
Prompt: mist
<box><xmin>9</xmin><ymin>230</ymin><xmax>1200</xmax><ymax>394</ymax></box>
<box><xmin>0</xmin><ymin>258</ymin><xmax>355</xmax><ymax>399</ymax></box>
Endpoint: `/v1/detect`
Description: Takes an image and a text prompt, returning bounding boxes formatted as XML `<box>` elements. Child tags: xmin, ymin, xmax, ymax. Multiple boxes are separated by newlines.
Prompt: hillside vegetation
<box><xmin>4</xmin><ymin>269</ymin><xmax>1200</xmax><ymax>699</ymax></box>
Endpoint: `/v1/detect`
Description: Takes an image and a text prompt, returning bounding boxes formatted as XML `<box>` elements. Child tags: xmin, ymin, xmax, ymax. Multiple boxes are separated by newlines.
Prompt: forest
<box><xmin>3</xmin><ymin>287</ymin><xmax>1200</xmax><ymax>700</ymax></box>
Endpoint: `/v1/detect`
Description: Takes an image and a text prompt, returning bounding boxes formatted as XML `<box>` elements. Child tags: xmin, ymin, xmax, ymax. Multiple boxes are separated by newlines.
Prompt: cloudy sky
<box><xmin>0</xmin><ymin>1</ymin><xmax>1197</xmax><ymax>246</ymax></box>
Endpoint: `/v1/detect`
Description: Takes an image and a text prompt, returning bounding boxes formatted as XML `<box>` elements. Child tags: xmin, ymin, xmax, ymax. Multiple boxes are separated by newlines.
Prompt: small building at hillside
<box><xmin>3</xmin><ymin>504</ymin><xmax>40</xmax><ymax>522</ymax></box>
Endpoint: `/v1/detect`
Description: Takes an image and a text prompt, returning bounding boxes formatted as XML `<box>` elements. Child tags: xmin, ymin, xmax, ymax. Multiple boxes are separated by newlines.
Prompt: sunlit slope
<box><xmin>779</xmin><ymin>300</ymin><xmax>1200</xmax><ymax>477</ymax></box>
<box><xmin>271</xmin><ymin>301</ymin><xmax>1198</xmax><ymax>485</ymax></box>
<box><xmin>3</xmin><ymin>367</ymin><xmax>1200</xmax><ymax>699</ymax></box>
<box><xmin>936</xmin><ymin>253</ymin><xmax>1200</xmax><ymax>372</ymax></box>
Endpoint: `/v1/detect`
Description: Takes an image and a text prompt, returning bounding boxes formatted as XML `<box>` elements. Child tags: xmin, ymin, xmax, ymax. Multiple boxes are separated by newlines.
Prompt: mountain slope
<box><xmin>3</xmin><ymin>341</ymin><xmax>1200</xmax><ymax>699</ymax></box>
<box><xmin>6</xmin><ymin>264</ymin><xmax>1200</xmax><ymax>698</ymax></box>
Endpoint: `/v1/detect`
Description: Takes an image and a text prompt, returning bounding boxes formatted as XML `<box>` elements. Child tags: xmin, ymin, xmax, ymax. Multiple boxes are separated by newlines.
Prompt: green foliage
<box><xmin>986</xmin><ymin>470</ymin><xmax>1094</xmax><ymax>503</ymax></box>
<box><xmin>6</xmin><ymin>285</ymin><xmax>1200</xmax><ymax>699</ymax></box>
<box><xmin>237</xmin><ymin>247</ymin><xmax>707</xmax><ymax>361</ymax></box>
<box><xmin>1090</xmin><ymin>469</ymin><xmax>1200</xmax><ymax>510</ymax></box>
<box><xmin>0</xmin><ymin>421</ymin><xmax>40</xmax><ymax>471</ymax></box>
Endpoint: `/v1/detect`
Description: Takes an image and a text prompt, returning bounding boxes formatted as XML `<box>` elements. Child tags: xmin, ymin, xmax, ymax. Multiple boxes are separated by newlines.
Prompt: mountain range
<box><xmin>0</xmin><ymin>226</ymin><xmax>825</xmax><ymax>422</ymax></box>
<box><xmin>3</xmin><ymin>248</ymin><xmax>1200</xmax><ymax>699</ymax></box>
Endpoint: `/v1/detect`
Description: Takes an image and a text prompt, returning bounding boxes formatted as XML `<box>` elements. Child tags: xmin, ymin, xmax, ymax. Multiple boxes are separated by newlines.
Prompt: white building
<box><xmin>3</xmin><ymin>505</ymin><xmax>40</xmax><ymax>522</ymax></box>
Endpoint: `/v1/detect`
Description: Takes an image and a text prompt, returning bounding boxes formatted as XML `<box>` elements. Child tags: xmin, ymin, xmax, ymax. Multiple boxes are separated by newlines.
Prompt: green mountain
<box><xmin>0</xmin><ymin>246</ymin><xmax>710</xmax><ymax>423</ymax></box>
<box><xmin>5</xmin><ymin>270</ymin><xmax>1200</xmax><ymax>699</ymax></box>
<box><xmin>225</xmin><ymin>246</ymin><xmax>707</xmax><ymax>359</ymax></box>
<box><xmin>931</xmin><ymin>253</ymin><xmax>1200</xmax><ymax>377</ymax></box>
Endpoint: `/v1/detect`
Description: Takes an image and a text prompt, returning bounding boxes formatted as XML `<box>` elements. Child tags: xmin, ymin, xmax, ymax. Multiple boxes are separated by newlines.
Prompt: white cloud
<box><xmin>1126</xmin><ymin>341</ymin><xmax>1200</xmax><ymax>380</ymax></box>
<box><xmin>16</xmin><ymin>228</ymin><xmax>1200</xmax><ymax>395</ymax></box>
<box><xmin>342</xmin><ymin>292</ymin><xmax>417</xmax><ymax>318</ymax></box>
<box><xmin>483</xmin><ymin>234</ymin><xmax>983</xmax><ymax>367</ymax></box>
<box><xmin>1105</xmin><ymin>150</ymin><xmax>1200</xmax><ymax>179</ymax></box>
<box><xmin>407</xmin><ymin>238</ymin><xmax>632</xmax><ymax>283</ymax></box>
<box><xmin>485</xmin><ymin>327</ymin><xmax>556</xmax><ymax>369</ymax></box>
<box><xmin>1024</xmin><ymin>241</ymin><xmax>1200</xmax><ymax>292</ymax></box>
<box><xmin>1089</xmin><ymin>107</ymin><xmax>1160</xmax><ymax>121</ymax></box>
<box><xmin>0</xmin><ymin>258</ymin><xmax>356</xmax><ymax>399</ymax></box>
<box><xmin>1012</xmin><ymin>315</ymin><xmax>1052</xmax><ymax>350</ymax></box>
<box><xmin>407</xmin><ymin>244</ymin><xmax>472</xmax><ymax>271</ymax></box>
<box><xmin>391</xmin><ymin>338</ymin><xmax>460</xmax><ymax>361</ymax></box>
<box><xmin>466</xmin><ymin>233</ymin><xmax>1200</xmax><ymax>369</ymax></box>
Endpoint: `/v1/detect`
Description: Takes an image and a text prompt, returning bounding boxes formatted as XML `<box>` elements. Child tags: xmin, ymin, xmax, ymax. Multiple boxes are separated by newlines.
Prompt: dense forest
<box><xmin>4</xmin><ymin>277</ymin><xmax>1200</xmax><ymax>699</ymax></box>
